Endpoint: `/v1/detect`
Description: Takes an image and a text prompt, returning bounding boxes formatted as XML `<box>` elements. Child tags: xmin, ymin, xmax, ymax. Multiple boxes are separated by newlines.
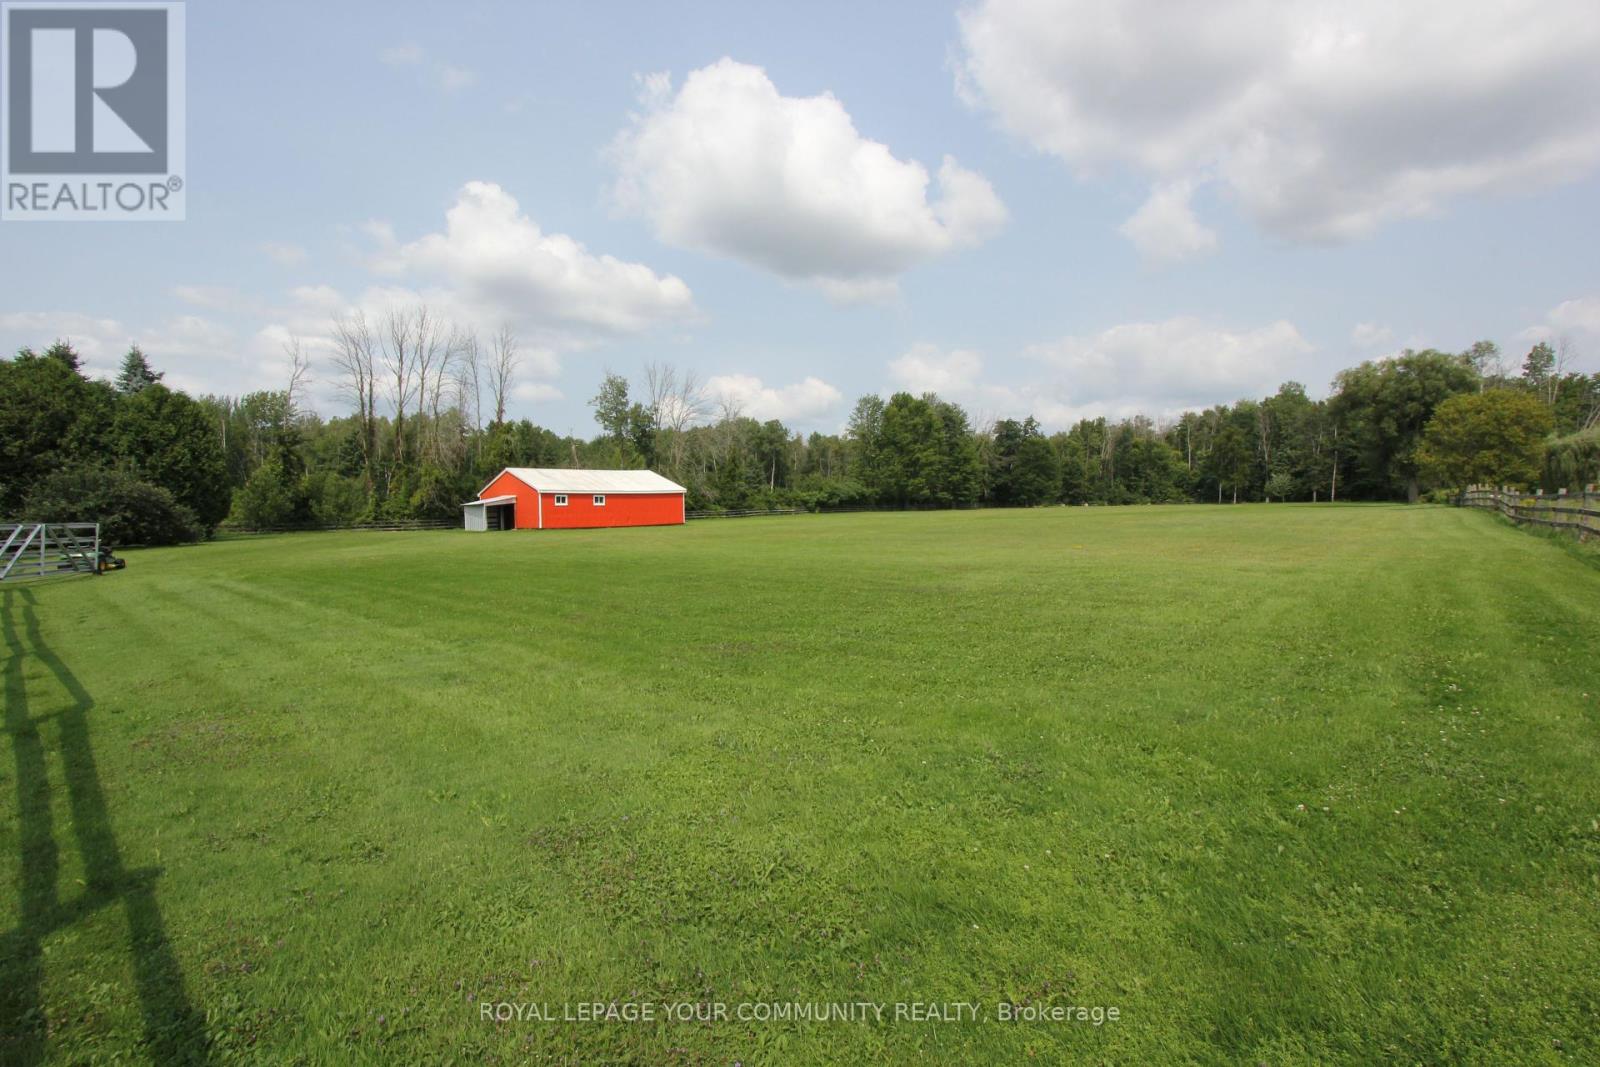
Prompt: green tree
<box><xmin>1053</xmin><ymin>433</ymin><xmax>1091</xmax><ymax>504</ymax></box>
<box><xmin>846</xmin><ymin>395</ymin><xmax>887</xmax><ymax>497</ymax></box>
<box><xmin>751</xmin><ymin>420</ymin><xmax>791</xmax><ymax>490</ymax></box>
<box><xmin>1208</xmin><ymin>424</ymin><xmax>1253</xmax><ymax>503</ymax></box>
<box><xmin>626</xmin><ymin>402</ymin><xmax>657</xmax><ymax>468</ymax></box>
<box><xmin>112</xmin><ymin>384</ymin><xmax>231</xmax><ymax>532</ymax></box>
<box><xmin>1521</xmin><ymin>341</ymin><xmax>1555</xmax><ymax>388</ymax></box>
<box><xmin>1264</xmin><ymin>470</ymin><xmax>1297</xmax><ymax>501</ymax></box>
<box><xmin>1466</xmin><ymin>340</ymin><xmax>1503</xmax><ymax>385</ymax></box>
<box><xmin>1118</xmin><ymin>432</ymin><xmax>1189</xmax><ymax>503</ymax></box>
<box><xmin>877</xmin><ymin>393</ymin><xmax>980</xmax><ymax>506</ymax></box>
<box><xmin>42</xmin><ymin>339</ymin><xmax>83</xmax><ymax>371</ymax></box>
<box><xmin>990</xmin><ymin>418</ymin><xmax>1060</xmax><ymax>506</ymax></box>
<box><xmin>0</xmin><ymin>345</ymin><xmax>115</xmax><ymax>513</ymax></box>
<box><xmin>115</xmin><ymin>345</ymin><xmax>164</xmax><ymax>394</ymax></box>
<box><xmin>1418</xmin><ymin>389</ymin><xmax>1554</xmax><ymax>491</ymax></box>
<box><xmin>1332</xmin><ymin>350</ymin><xmax>1480</xmax><ymax>501</ymax></box>
<box><xmin>589</xmin><ymin>372</ymin><xmax>631</xmax><ymax>465</ymax></box>
<box><xmin>229</xmin><ymin>458</ymin><xmax>300</xmax><ymax>528</ymax></box>
<box><xmin>1543</xmin><ymin>426</ymin><xmax>1600</xmax><ymax>490</ymax></box>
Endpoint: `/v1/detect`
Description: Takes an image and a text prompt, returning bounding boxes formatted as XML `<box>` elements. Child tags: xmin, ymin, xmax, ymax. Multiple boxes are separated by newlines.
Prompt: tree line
<box><xmin>3</xmin><ymin>311</ymin><xmax>1597</xmax><ymax>544</ymax></box>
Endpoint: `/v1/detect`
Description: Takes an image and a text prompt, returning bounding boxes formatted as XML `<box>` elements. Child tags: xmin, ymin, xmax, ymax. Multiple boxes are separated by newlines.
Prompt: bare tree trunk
<box><xmin>1329</xmin><ymin>426</ymin><xmax>1339</xmax><ymax>503</ymax></box>
<box><xmin>1549</xmin><ymin>336</ymin><xmax>1573</xmax><ymax>408</ymax></box>
<box><xmin>283</xmin><ymin>336</ymin><xmax>312</xmax><ymax>417</ymax></box>
<box><xmin>332</xmin><ymin>313</ymin><xmax>379</xmax><ymax>495</ymax></box>
<box><xmin>646</xmin><ymin>363</ymin><xmax>708</xmax><ymax>482</ymax></box>
<box><xmin>382</xmin><ymin>309</ymin><xmax>417</xmax><ymax>474</ymax></box>
<box><xmin>489</xmin><ymin>326</ymin><xmax>519</xmax><ymax>426</ymax></box>
<box><xmin>412</xmin><ymin>310</ymin><xmax>447</xmax><ymax>467</ymax></box>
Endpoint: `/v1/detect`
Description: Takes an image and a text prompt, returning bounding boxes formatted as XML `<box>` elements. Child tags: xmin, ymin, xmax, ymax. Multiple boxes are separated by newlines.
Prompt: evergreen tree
<box><xmin>43</xmin><ymin>339</ymin><xmax>83</xmax><ymax>371</ymax></box>
<box><xmin>115</xmin><ymin>345</ymin><xmax>164</xmax><ymax>394</ymax></box>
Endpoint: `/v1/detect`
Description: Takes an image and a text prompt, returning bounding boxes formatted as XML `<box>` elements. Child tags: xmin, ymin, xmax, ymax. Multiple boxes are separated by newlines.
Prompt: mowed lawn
<box><xmin>3</xmin><ymin>506</ymin><xmax>1598</xmax><ymax>1065</ymax></box>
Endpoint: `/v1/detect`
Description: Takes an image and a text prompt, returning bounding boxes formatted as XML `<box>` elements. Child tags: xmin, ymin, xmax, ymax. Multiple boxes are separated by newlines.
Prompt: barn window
<box><xmin>554</xmin><ymin>494</ymin><xmax>568</xmax><ymax>506</ymax></box>
<box><xmin>593</xmin><ymin>494</ymin><xmax>606</xmax><ymax>506</ymax></box>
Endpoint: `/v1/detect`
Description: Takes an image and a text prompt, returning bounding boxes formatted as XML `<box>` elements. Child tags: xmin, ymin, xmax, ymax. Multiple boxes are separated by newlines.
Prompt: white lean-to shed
<box><xmin>461</xmin><ymin>494</ymin><xmax>517</xmax><ymax>532</ymax></box>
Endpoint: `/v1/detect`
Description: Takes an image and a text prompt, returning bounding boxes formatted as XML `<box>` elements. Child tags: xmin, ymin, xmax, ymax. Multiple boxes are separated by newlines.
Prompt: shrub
<box><xmin>1543</xmin><ymin>426</ymin><xmax>1600</xmax><ymax>491</ymax></box>
<box><xmin>1264</xmin><ymin>471</ymin><xmax>1297</xmax><ymax>501</ymax></box>
<box><xmin>304</xmin><ymin>471</ymin><xmax>368</xmax><ymax>527</ymax></box>
<box><xmin>22</xmin><ymin>465</ymin><xmax>202</xmax><ymax>545</ymax></box>
<box><xmin>228</xmin><ymin>459</ymin><xmax>301</xmax><ymax>529</ymax></box>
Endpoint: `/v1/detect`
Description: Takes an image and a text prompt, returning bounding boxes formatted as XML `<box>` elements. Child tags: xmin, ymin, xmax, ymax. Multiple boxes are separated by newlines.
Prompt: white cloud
<box><xmin>883</xmin><ymin>319</ymin><xmax>1318</xmax><ymax>431</ymax></box>
<box><xmin>1118</xmin><ymin>181</ymin><xmax>1218</xmax><ymax>264</ymax></box>
<box><xmin>1</xmin><ymin>179</ymin><xmax>689</xmax><ymax>420</ymax></box>
<box><xmin>883</xmin><ymin>343</ymin><xmax>1100</xmax><ymax>427</ymax></box>
<box><xmin>1547</xmin><ymin>296</ymin><xmax>1600</xmax><ymax>339</ymax></box>
<box><xmin>611</xmin><ymin>58</ymin><xmax>1006</xmax><ymax>299</ymax></box>
<box><xmin>1351</xmin><ymin>321</ymin><xmax>1394</xmax><ymax>349</ymax></box>
<box><xmin>0</xmin><ymin>311</ymin><xmax>131</xmax><ymax>372</ymax></box>
<box><xmin>0</xmin><ymin>309</ymin><xmax>294</xmax><ymax>399</ymax></box>
<box><xmin>512</xmin><ymin>381</ymin><xmax>563</xmax><ymax>404</ymax></box>
<box><xmin>1518</xmin><ymin>296</ymin><xmax>1600</xmax><ymax>369</ymax></box>
<box><xmin>705</xmin><ymin>373</ymin><xmax>844</xmax><ymax>424</ymax></box>
<box><xmin>260</xmin><ymin>241</ymin><xmax>307</xmax><ymax>266</ymax></box>
<box><xmin>369</xmin><ymin>181</ymin><xmax>696</xmax><ymax>342</ymax></box>
<box><xmin>958</xmin><ymin>0</ymin><xmax>1600</xmax><ymax>248</ymax></box>
<box><xmin>878</xmin><ymin>318</ymin><xmax>1314</xmax><ymax>431</ymax></box>
<box><xmin>1025</xmin><ymin>317</ymin><xmax>1314</xmax><ymax>412</ymax></box>
<box><xmin>889</xmin><ymin>343</ymin><xmax>985</xmax><ymax>394</ymax></box>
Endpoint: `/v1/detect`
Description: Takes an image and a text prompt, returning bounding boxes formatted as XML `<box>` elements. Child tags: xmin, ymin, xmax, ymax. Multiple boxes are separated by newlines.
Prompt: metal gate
<box><xmin>0</xmin><ymin>523</ymin><xmax>101</xmax><ymax>582</ymax></box>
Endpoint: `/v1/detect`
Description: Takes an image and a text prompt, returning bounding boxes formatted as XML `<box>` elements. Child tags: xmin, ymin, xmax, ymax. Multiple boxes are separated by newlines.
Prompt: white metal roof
<box><xmin>461</xmin><ymin>494</ymin><xmax>517</xmax><ymax>508</ymax></box>
<box><xmin>495</xmin><ymin>468</ymin><xmax>686</xmax><ymax>495</ymax></box>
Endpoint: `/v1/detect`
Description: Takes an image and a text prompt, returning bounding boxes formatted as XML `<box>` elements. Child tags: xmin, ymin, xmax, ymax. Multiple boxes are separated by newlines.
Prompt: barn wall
<box><xmin>480</xmin><ymin>471</ymin><xmax>540</xmax><ymax>529</ymax></box>
<box><xmin>540</xmin><ymin>491</ymin><xmax>684</xmax><ymax>529</ymax></box>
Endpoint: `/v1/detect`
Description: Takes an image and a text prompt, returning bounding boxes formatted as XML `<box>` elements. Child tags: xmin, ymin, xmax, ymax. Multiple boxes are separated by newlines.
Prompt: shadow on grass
<box><xmin>1</xmin><ymin>587</ymin><xmax>211</xmax><ymax>1065</ymax></box>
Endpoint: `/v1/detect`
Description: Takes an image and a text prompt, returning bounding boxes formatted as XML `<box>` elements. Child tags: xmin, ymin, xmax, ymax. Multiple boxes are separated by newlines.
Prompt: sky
<box><xmin>3</xmin><ymin>0</ymin><xmax>1599</xmax><ymax>438</ymax></box>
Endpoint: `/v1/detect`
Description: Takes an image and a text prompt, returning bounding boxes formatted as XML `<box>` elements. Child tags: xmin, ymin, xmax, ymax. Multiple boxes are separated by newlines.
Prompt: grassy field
<box><xmin>3</xmin><ymin>505</ymin><xmax>1598</xmax><ymax>1064</ymax></box>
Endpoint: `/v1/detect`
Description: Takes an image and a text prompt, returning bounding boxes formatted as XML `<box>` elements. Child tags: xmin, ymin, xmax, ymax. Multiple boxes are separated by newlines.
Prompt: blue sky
<box><xmin>3</xmin><ymin>0</ymin><xmax>1599</xmax><ymax>436</ymax></box>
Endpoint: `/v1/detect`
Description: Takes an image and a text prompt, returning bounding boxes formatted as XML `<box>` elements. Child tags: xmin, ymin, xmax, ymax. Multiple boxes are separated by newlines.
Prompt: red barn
<box><xmin>462</xmin><ymin>468</ymin><xmax>686</xmax><ymax>531</ymax></box>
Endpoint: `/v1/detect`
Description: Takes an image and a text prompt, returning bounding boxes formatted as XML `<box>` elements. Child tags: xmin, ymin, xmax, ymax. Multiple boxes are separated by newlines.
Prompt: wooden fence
<box><xmin>1458</xmin><ymin>484</ymin><xmax>1599</xmax><ymax>538</ymax></box>
<box><xmin>686</xmin><ymin>508</ymin><xmax>807</xmax><ymax>520</ymax></box>
<box><xmin>220</xmin><ymin>518</ymin><xmax>457</xmax><ymax>535</ymax></box>
<box><xmin>687</xmin><ymin>503</ymin><xmax>988</xmax><ymax>521</ymax></box>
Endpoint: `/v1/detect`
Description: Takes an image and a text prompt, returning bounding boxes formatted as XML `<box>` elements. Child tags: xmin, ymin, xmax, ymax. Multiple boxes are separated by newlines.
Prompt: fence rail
<box><xmin>0</xmin><ymin>523</ymin><xmax>100</xmax><ymax>582</ymax></box>
<box><xmin>1458</xmin><ymin>484</ymin><xmax>1599</xmax><ymax>538</ymax></box>
<box><xmin>220</xmin><ymin>518</ymin><xmax>458</xmax><ymax>535</ymax></box>
<box><xmin>686</xmin><ymin>508</ymin><xmax>807</xmax><ymax>520</ymax></box>
<box><xmin>687</xmin><ymin>503</ymin><xmax>992</xmax><ymax>520</ymax></box>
